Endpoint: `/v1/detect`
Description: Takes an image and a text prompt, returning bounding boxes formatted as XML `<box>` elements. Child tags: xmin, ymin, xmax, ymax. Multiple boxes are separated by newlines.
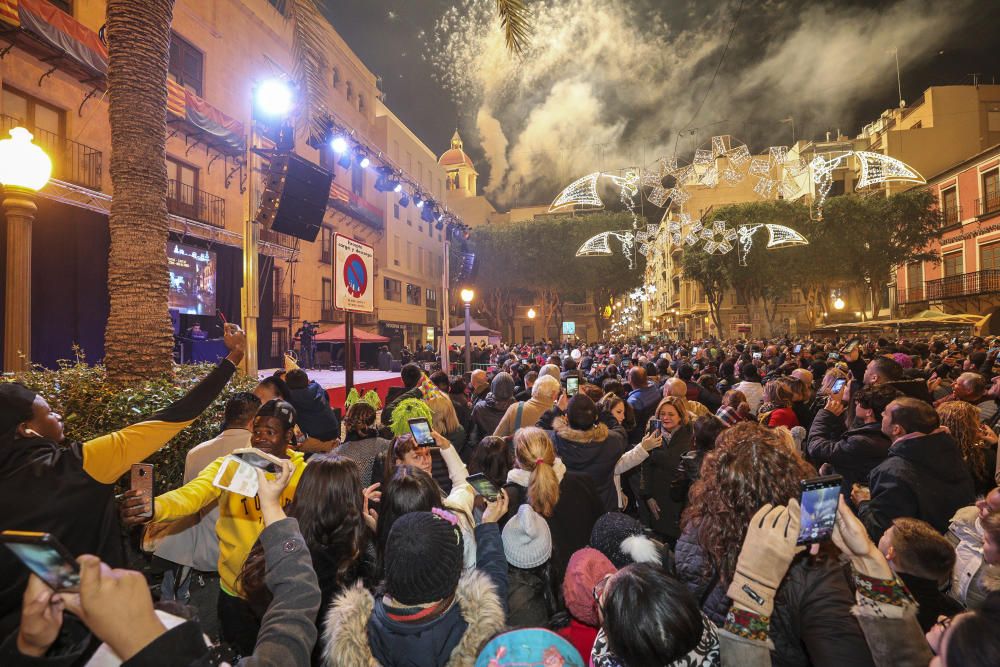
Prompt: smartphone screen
<box><xmin>130</xmin><ymin>463</ymin><xmax>154</xmax><ymax>519</ymax></box>
<box><xmin>828</xmin><ymin>352</ymin><xmax>839</xmax><ymax>360</ymax></box>
<box><xmin>466</xmin><ymin>473</ymin><xmax>499</xmax><ymax>501</ymax></box>
<box><xmin>233</xmin><ymin>451</ymin><xmax>278</xmax><ymax>473</ymax></box>
<box><xmin>797</xmin><ymin>475</ymin><xmax>843</xmax><ymax>545</ymax></box>
<box><xmin>566</xmin><ymin>376</ymin><xmax>580</xmax><ymax>396</ymax></box>
<box><xmin>648</xmin><ymin>418</ymin><xmax>662</xmax><ymax>433</ymax></box>
<box><xmin>793</xmin><ymin>344</ymin><xmax>802</xmax><ymax>354</ymax></box>
<box><xmin>692</xmin><ymin>346</ymin><xmax>700</xmax><ymax>354</ymax></box>
<box><xmin>830</xmin><ymin>378</ymin><xmax>847</xmax><ymax>394</ymax></box>
<box><xmin>408</xmin><ymin>418</ymin><xmax>436</xmax><ymax>446</ymax></box>
<box><xmin>1</xmin><ymin>532</ymin><xmax>80</xmax><ymax>591</ymax></box>
<box><xmin>752</xmin><ymin>352</ymin><xmax>762</xmax><ymax>360</ymax></box>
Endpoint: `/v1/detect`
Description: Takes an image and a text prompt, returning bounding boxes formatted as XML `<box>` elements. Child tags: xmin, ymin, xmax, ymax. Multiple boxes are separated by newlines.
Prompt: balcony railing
<box><xmin>943</xmin><ymin>204</ymin><xmax>961</xmax><ymax>227</ymax></box>
<box><xmin>925</xmin><ymin>269</ymin><xmax>1000</xmax><ymax>300</ymax></box>
<box><xmin>978</xmin><ymin>194</ymin><xmax>1000</xmax><ymax>218</ymax></box>
<box><xmin>896</xmin><ymin>285</ymin><xmax>926</xmax><ymax>304</ymax></box>
<box><xmin>259</xmin><ymin>227</ymin><xmax>297</xmax><ymax>248</ymax></box>
<box><xmin>167</xmin><ymin>180</ymin><xmax>225</xmax><ymax>228</ymax></box>
<box><xmin>274</xmin><ymin>293</ymin><xmax>300</xmax><ymax>319</ymax></box>
<box><xmin>321</xmin><ymin>307</ymin><xmax>336</xmax><ymax>322</ymax></box>
<box><xmin>1</xmin><ymin>115</ymin><xmax>102</xmax><ymax>190</ymax></box>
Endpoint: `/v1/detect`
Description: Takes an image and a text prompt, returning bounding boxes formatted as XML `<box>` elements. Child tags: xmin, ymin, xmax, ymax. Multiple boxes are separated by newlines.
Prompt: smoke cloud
<box><xmin>428</xmin><ymin>0</ymin><xmax>975</xmax><ymax>208</ymax></box>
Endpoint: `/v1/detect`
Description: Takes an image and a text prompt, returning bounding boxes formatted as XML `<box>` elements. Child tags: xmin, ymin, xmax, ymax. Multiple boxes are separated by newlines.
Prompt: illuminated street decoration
<box><xmin>765</xmin><ymin>224</ymin><xmax>809</xmax><ymax>248</ymax></box>
<box><xmin>549</xmin><ymin>172</ymin><xmax>603</xmax><ymax>212</ymax></box>
<box><xmin>635</xmin><ymin>223</ymin><xmax>661</xmax><ymax>257</ymax></box>
<box><xmin>575</xmin><ymin>229</ymin><xmax>638</xmax><ymax>268</ymax></box>
<box><xmin>700</xmin><ymin>220</ymin><xmax>738</xmax><ymax>254</ymax></box>
<box><xmin>808</xmin><ymin>151</ymin><xmax>852</xmax><ymax>220</ymax></box>
<box><xmin>854</xmin><ymin>151</ymin><xmax>925</xmax><ymax>190</ymax></box>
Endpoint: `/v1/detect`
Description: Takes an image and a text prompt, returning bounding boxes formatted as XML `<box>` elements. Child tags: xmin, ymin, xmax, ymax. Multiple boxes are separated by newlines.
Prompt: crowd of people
<box><xmin>3</xmin><ymin>326</ymin><xmax>1000</xmax><ymax>666</ymax></box>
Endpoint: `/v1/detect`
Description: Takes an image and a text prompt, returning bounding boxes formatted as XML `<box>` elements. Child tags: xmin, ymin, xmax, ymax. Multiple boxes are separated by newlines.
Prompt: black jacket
<box><xmin>674</xmin><ymin>529</ymin><xmax>876</xmax><ymax>667</ymax></box>
<box><xmin>287</xmin><ymin>381</ymin><xmax>340</xmax><ymax>441</ymax></box>
<box><xmin>547</xmin><ymin>418</ymin><xmax>629</xmax><ymax>513</ymax></box>
<box><xmin>467</xmin><ymin>394</ymin><xmax>515</xmax><ymax>450</ymax></box>
<box><xmin>806</xmin><ymin>410</ymin><xmax>891</xmax><ymax>497</ymax></box>
<box><xmin>380</xmin><ymin>386</ymin><xmax>422</xmax><ymax>426</ymax></box>
<box><xmin>638</xmin><ymin>425</ymin><xmax>693</xmax><ymax>541</ymax></box>
<box><xmin>857</xmin><ymin>430</ymin><xmax>976</xmax><ymax>542</ymax></box>
<box><xmin>898</xmin><ymin>572</ymin><xmax>964</xmax><ymax>633</ymax></box>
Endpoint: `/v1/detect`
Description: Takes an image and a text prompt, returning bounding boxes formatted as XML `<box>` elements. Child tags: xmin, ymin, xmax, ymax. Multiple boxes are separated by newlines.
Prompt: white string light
<box><xmin>575</xmin><ymin>231</ymin><xmax>615</xmax><ymax>256</ymax></box>
<box><xmin>736</xmin><ymin>224</ymin><xmax>762</xmax><ymax>266</ymax></box>
<box><xmin>765</xmin><ymin>224</ymin><xmax>809</xmax><ymax>248</ymax></box>
<box><xmin>549</xmin><ymin>172</ymin><xmax>604</xmax><ymax>212</ymax></box>
<box><xmin>854</xmin><ymin>151</ymin><xmax>926</xmax><ymax>190</ymax></box>
<box><xmin>700</xmin><ymin>220</ymin><xmax>738</xmax><ymax>254</ymax></box>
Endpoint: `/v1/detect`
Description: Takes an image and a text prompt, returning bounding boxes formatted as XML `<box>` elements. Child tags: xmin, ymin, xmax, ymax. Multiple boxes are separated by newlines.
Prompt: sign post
<box><xmin>334</xmin><ymin>234</ymin><xmax>374</xmax><ymax>391</ymax></box>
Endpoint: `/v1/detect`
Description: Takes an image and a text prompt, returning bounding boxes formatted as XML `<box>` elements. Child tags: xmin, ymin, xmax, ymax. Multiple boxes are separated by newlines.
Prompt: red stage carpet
<box><xmin>259</xmin><ymin>369</ymin><xmax>403</xmax><ymax>411</ymax></box>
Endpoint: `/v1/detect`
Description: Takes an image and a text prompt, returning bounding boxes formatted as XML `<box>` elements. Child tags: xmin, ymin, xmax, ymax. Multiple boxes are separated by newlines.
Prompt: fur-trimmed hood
<box><xmin>323</xmin><ymin>569</ymin><xmax>505</xmax><ymax>667</ymax></box>
<box><xmin>553</xmin><ymin>416</ymin><xmax>609</xmax><ymax>443</ymax></box>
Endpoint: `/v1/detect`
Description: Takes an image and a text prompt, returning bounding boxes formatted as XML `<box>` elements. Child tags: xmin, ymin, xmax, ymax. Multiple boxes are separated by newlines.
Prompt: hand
<box><xmin>119</xmin><ymin>489</ymin><xmax>152</xmax><ymax>527</ymax></box>
<box><xmin>223</xmin><ymin>323</ymin><xmax>247</xmax><ymax>363</ymax></box>
<box><xmin>640</xmin><ymin>432</ymin><xmax>662</xmax><ymax>452</ymax></box>
<box><xmin>16</xmin><ymin>575</ymin><xmax>66</xmax><ymax>657</ymax></box>
<box><xmin>431</xmin><ymin>430</ymin><xmax>452</xmax><ymax>450</ymax></box>
<box><xmin>979</xmin><ymin>423</ymin><xmax>998</xmax><ymax>446</ymax></box>
<box><xmin>63</xmin><ymin>556</ymin><xmax>166</xmax><ymax>662</ymax></box>
<box><xmin>825</xmin><ymin>393</ymin><xmax>845</xmax><ymax>417</ymax></box>
<box><xmin>926</xmin><ymin>615</ymin><xmax>950</xmax><ymax>655</ymax></box>
<box><xmin>362</xmin><ymin>483</ymin><xmax>380</xmax><ymax>532</ymax></box>
<box><xmin>482</xmin><ymin>489</ymin><xmax>509</xmax><ymax>524</ymax></box>
<box><xmin>831</xmin><ymin>495</ymin><xmax>891</xmax><ymax>579</ymax></box>
<box><xmin>927</xmin><ymin>376</ymin><xmax>942</xmax><ymax>393</ymax></box>
<box><xmin>557</xmin><ymin>392</ymin><xmax>569</xmax><ymax>412</ymax></box>
<box><xmin>844</xmin><ymin>347</ymin><xmax>860</xmax><ymax>363</ymax></box>
<box><xmin>851</xmin><ymin>483</ymin><xmax>871</xmax><ymax>506</ymax></box>
<box><xmin>646</xmin><ymin>497</ymin><xmax>662</xmax><ymax>521</ymax></box>
<box><xmin>256</xmin><ymin>459</ymin><xmax>293</xmax><ymax>526</ymax></box>
<box><xmin>727</xmin><ymin>500</ymin><xmax>802</xmax><ymax>616</ymax></box>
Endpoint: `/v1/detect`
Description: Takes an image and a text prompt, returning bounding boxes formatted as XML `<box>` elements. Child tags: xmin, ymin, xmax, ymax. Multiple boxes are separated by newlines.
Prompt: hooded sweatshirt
<box><xmin>287</xmin><ymin>381</ymin><xmax>340</xmax><ymax>441</ymax></box>
<box><xmin>0</xmin><ymin>360</ymin><xmax>237</xmax><ymax>637</ymax></box>
<box><xmin>626</xmin><ymin>382</ymin><xmax>661</xmax><ymax>444</ymax></box>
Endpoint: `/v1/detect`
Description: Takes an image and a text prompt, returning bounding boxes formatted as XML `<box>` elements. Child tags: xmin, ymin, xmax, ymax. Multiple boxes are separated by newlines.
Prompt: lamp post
<box><xmin>461</xmin><ymin>288</ymin><xmax>474</xmax><ymax>375</ymax></box>
<box><xmin>0</xmin><ymin>128</ymin><xmax>51</xmax><ymax>371</ymax></box>
<box><xmin>245</xmin><ymin>78</ymin><xmax>294</xmax><ymax>377</ymax></box>
<box><xmin>526</xmin><ymin>307</ymin><xmax>536</xmax><ymax>344</ymax></box>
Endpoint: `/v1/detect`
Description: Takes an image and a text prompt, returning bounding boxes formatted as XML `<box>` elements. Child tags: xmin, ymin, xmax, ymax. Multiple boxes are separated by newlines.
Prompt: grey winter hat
<box><xmin>502</xmin><ymin>504</ymin><xmax>552</xmax><ymax>569</ymax></box>
<box><xmin>491</xmin><ymin>372</ymin><xmax>516</xmax><ymax>401</ymax></box>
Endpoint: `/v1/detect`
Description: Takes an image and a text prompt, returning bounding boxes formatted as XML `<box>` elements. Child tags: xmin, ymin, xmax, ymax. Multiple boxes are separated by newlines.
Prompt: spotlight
<box><xmin>393</xmin><ymin>182</ymin><xmax>403</xmax><ymax>193</ymax></box>
<box><xmin>374</xmin><ymin>167</ymin><xmax>394</xmax><ymax>192</ymax></box>
<box><xmin>359</xmin><ymin>155</ymin><xmax>371</xmax><ymax>169</ymax></box>
<box><xmin>337</xmin><ymin>152</ymin><xmax>351</xmax><ymax>169</ymax></box>
<box><xmin>435</xmin><ymin>219</ymin><xmax>444</xmax><ymax>231</ymax></box>
<box><xmin>255</xmin><ymin>79</ymin><xmax>293</xmax><ymax>117</ymax></box>
<box><xmin>414</xmin><ymin>194</ymin><xmax>424</xmax><ymax>208</ymax></box>
<box><xmin>399</xmin><ymin>193</ymin><xmax>410</xmax><ymax>208</ymax></box>
<box><xmin>331</xmin><ymin>135</ymin><xmax>348</xmax><ymax>153</ymax></box>
<box><xmin>421</xmin><ymin>202</ymin><xmax>435</xmax><ymax>223</ymax></box>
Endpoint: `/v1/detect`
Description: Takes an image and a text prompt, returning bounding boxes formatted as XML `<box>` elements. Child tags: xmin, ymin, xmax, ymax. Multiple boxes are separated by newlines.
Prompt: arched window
<box><xmin>332</xmin><ymin>67</ymin><xmax>340</xmax><ymax>89</ymax></box>
<box><xmin>358</xmin><ymin>94</ymin><xmax>365</xmax><ymax>114</ymax></box>
<box><xmin>346</xmin><ymin>82</ymin><xmax>354</xmax><ymax>102</ymax></box>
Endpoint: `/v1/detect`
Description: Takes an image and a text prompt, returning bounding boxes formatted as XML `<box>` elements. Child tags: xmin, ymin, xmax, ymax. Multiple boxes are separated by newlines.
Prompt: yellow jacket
<box><xmin>152</xmin><ymin>449</ymin><xmax>306</xmax><ymax>596</ymax></box>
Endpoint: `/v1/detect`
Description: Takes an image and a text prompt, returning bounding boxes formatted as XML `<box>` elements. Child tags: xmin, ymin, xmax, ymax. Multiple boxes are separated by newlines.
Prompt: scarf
<box><xmin>591</xmin><ymin>612</ymin><xmax>720</xmax><ymax>667</ymax></box>
<box><xmin>507</xmin><ymin>458</ymin><xmax>567</xmax><ymax>488</ymax></box>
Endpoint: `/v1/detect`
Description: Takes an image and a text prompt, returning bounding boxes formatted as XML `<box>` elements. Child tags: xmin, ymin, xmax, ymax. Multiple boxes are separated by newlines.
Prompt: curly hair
<box><xmin>937</xmin><ymin>400</ymin><xmax>990</xmax><ymax>489</ymax></box>
<box><xmin>681</xmin><ymin>421</ymin><xmax>815</xmax><ymax>583</ymax></box>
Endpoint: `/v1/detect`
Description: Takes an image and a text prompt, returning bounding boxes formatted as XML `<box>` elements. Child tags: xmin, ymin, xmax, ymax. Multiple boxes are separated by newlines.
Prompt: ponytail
<box><xmin>513</xmin><ymin>427</ymin><xmax>560</xmax><ymax>517</ymax></box>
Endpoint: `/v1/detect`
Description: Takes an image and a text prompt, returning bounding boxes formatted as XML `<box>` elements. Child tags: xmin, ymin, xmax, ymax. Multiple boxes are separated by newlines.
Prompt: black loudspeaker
<box><xmin>454</xmin><ymin>252</ymin><xmax>477</xmax><ymax>284</ymax></box>
<box><xmin>255</xmin><ymin>153</ymin><xmax>333</xmax><ymax>242</ymax></box>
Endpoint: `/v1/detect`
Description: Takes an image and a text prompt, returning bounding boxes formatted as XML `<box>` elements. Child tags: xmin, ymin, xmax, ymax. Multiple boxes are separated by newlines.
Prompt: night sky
<box><xmin>322</xmin><ymin>0</ymin><xmax>1000</xmax><ymax>208</ymax></box>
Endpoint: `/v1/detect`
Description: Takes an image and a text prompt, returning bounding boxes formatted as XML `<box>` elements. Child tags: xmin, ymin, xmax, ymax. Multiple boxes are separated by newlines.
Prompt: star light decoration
<box><xmin>691</xmin><ymin>136</ymin><xmax>752</xmax><ymax>188</ymax></box>
<box><xmin>749</xmin><ymin>145</ymin><xmax>808</xmax><ymax>201</ymax></box>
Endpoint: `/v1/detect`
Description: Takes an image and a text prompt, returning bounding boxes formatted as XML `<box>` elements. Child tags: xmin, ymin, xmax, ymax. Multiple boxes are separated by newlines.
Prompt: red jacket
<box><xmin>767</xmin><ymin>407</ymin><xmax>800</xmax><ymax>429</ymax></box>
<box><xmin>556</xmin><ymin>618</ymin><xmax>598</xmax><ymax>663</ymax></box>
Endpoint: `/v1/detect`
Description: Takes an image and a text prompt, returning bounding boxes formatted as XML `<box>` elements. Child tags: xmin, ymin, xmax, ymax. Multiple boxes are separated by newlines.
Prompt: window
<box><xmin>393</xmin><ymin>235</ymin><xmax>400</xmax><ymax>266</ymax></box>
<box><xmin>321</xmin><ymin>278</ymin><xmax>333</xmax><ymax>313</ymax></box>
<box><xmin>320</xmin><ymin>226</ymin><xmax>333</xmax><ymax>263</ymax></box>
<box><xmin>351</xmin><ymin>160</ymin><xmax>364</xmax><ymax>196</ymax></box>
<box><xmin>983</xmin><ymin>170</ymin><xmax>1000</xmax><ymax>215</ymax></box>
<box><xmin>406</xmin><ymin>284</ymin><xmax>422</xmax><ymax>306</ymax></box>
<box><xmin>989</xmin><ymin>111</ymin><xmax>1000</xmax><ymax>132</ymax></box>
<box><xmin>169</xmin><ymin>33</ymin><xmax>203</xmax><ymax>97</ymax></box>
<box><xmin>358</xmin><ymin>94</ymin><xmax>366</xmax><ymax>114</ymax></box>
<box><xmin>166</xmin><ymin>157</ymin><xmax>198</xmax><ymax>217</ymax></box>
<box><xmin>384</xmin><ymin>278</ymin><xmax>402</xmax><ymax>301</ymax></box>
<box><xmin>943</xmin><ymin>251</ymin><xmax>963</xmax><ymax>277</ymax></box>
<box><xmin>406</xmin><ymin>241</ymin><xmax>412</xmax><ymax>269</ymax></box>
<box><xmin>346</xmin><ymin>82</ymin><xmax>354</xmax><ymax>102</ymax></box>
<box><xmin>2</xmin><ymin>87</ymin><xmax>64</xmax><ymax>162</ymax></box>
<box><xmin>393</xmin><ymin>203</ymin><xmax>400</xmax><ymax>220</ymax></box>
<box><xmin>522</xmin><ymin>325</ymin><xmax>534</xmax><ymax>344</ymax></box>
<box><xmin>906</xmin><ymin>261</ymin><xmax>924</xmax><ymax>300</ymax></box>
<box><xmin>982</xmin><ymin>241</ymin><xmax>1000</xmax><ymax>271</ymax></box>
<box><xmin>270</xmin><ymin>329</ymin><xmax>287</xmax><ymax>360</ymax></box>
<box><xmin>332</xmin><ymin>66</ymin><xmax>341</xmax><ymax>89</ymax></box>
<box><xmin>942</xmin><ymin>187</ymin><xmax>959</xmax><ymax>225</ymax></box>
<box><xmin>418</xmin><ymin>248</ymin><xmax>424</xmax><ymax>275</ymax></box>
<box><xmin>428</xmin><ymin>222</ymin><xmax>433</xmax><ymax>238</ymax></box>
<box><xmin>426</xmin><ymin>289</ymin><xmax>438</xmax><ymax>309</ymax></box>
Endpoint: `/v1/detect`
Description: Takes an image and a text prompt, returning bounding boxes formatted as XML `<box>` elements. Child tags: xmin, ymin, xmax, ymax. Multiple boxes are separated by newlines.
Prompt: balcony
<box><xmin>273</xmin><ymin>293</ymin><xmax>300</xmax><ymax>319</ymax></box>
<box><xmin>259</xmin><ymin>227</ymin><xmax>297</xmax><ymax>248</ymax></box>
<box><xmin>1</xmin><ymin>115</ymin><xmax>102</xmax><ymax>190</ymax></box>
<box><xmin>896</xmin><ymin>285</ymin><xmax>926</xmax><ymax>304</ymax></box>
<box><xmin>977</xmin><ymin>194</ymin><xmax>1000</xmax><ymax>218</ymax></box>
<box><xmin>942</xmin><ymin>203</ymin><xmax>961</xmax><ymax>227</ymax></box>
<box><xmin>925</xmin><ymin>270</ymin><xmax>1000</xmax><ymax>300</ymax></box>
<box><xmin>167</xmin><ymin>180</ymin><xmax>225</xmax><ymax>228</ymax></box>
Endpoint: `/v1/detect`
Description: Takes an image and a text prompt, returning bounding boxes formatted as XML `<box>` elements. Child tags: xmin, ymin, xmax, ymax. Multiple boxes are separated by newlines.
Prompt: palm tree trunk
<box><xmin>104</xmin><ymin>0</ymin><xmax>176</xmax><ymax>381</ymax></box>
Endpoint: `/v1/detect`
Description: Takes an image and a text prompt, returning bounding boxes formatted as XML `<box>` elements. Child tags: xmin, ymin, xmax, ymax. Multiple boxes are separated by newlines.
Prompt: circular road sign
<box><xmin>343</xmin><ymin>253</ymin><xmax>368</xmax><ymax>299</ymax></box>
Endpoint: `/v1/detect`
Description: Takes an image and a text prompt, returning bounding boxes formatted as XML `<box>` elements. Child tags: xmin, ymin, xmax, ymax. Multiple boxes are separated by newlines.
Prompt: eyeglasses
<box><xmin>934</xmin><ymin>615</ymin><xmax>953</xmax><ymax>631</ymax></box>
<box><xmin>592</xmin><ymin>573</ymin><xmax>613</xmax><ymax>606</ymax></box>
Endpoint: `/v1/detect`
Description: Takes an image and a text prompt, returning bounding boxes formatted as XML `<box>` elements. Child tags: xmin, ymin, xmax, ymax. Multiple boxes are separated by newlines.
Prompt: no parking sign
<box><xmin>334</xmin><ymin>234</ymin><xmax>374</xmax><ymax>313</ymax></box>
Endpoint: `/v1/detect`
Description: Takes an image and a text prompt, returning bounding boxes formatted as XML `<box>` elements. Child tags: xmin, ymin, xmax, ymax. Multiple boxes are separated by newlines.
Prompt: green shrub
<box><xmin>7</xmin><ymin>357</ymin><xmax>257</xmax><ymax>493</ymax></box>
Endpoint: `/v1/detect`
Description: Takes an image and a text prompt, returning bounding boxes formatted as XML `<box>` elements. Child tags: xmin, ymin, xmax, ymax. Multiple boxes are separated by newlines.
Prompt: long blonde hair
<box><xmin>937</xmin><ymin>400</ymin><xmax>988</xmax><ymax>486</ymax></box>
<box><xmin>512</xmin><ymin>427</ymin><xmax>560</xmax><ymax>517</ymax></box>
<box><xmin>425</xmin><ymin>391</ymin><xmax>460</xmax><ymax>435</ymax></box>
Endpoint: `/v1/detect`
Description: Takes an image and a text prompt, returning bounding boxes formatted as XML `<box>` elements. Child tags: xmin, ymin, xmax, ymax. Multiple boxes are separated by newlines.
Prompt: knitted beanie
<box><xmin>562</xmin><ymin>548</ymin><xmax>616</xmax><ymax>626</ymax></box>
<box><xmin>491</xmin><ymin>372</ymin><xmax>516</xmax><ymax>401</ymax></box>
<box><xmin>566</xmin><ymin>394</ymin><xmax>598</xmax><ymax>430</ymax></box>
<box><xmin>538</xmin><ymin>364</ymin><xmax>561</xmax><ymax>382</ymax></box>
<box><xmin>590</xmin><ymin>512</ymin><xmax>646</xmax><ymax>568</ymax></box>
<box><xmin>384</xmin><ymin>509</ymin><xmax>464</xmax><ymax>605</ymax></box>
<box><xmin>502</xmin><ymin>504</ymin><xmax>553</xmax><ymax>569</ymax></box>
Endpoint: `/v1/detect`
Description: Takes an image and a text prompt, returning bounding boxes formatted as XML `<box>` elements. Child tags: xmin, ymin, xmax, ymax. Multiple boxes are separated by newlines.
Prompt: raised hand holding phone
<box><xmin>255</xmin><ymin>459</ymin><xmax>293</xmax><ymax>527</ymax></box>
<box><xmin>17</xmin><ymin>574</ymin><xmax>68</xmax><ymax>657</ymax></box>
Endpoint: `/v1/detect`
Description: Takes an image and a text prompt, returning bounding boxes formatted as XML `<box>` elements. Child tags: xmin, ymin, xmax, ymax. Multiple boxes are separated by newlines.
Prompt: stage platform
<box><xmin>259</xmin><ymin>369</ymin><xmax>403</xmax><ymax>410</ymax></box>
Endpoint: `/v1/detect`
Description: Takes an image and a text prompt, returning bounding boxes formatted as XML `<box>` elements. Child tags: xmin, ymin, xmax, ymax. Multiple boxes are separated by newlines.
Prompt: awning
<box><xmin>448</xmin><ymin>318</ymin><xmax>501</xmax><ymax>337</ymax></box>
<box><xmin>314</xmin><ymin>324</ymin><xmax>389</xmax><ymax>343</ymax></box>
<box><xmin>812</xmin><ymin>310</ymin><xmax>992</xmax><ymax>335</ymax></box>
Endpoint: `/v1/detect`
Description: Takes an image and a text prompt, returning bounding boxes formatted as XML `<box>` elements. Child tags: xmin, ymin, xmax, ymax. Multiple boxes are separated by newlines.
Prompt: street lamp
<box><xmin>0</xmin><ymin>127</ymin><xmax>51</xmax><ymax>371</ymax></box>
<box><xmin>527</xmin><ymin>308</ymin><xmax>536</xmax><ymax>319</ymax></box>
<box><xmin>461</xmin><ymin>288</ymin><xmax>474</xmax><ymax>374</ymax></box>
<box><xmin>833</xmin><ymin>297</ymin><xmax>845</xmax><ymax>310</ymax></box>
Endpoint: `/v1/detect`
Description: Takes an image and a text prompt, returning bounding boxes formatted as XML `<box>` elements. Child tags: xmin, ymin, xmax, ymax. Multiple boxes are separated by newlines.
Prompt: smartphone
<box><xmin>752</xmin><ymin>352</ymin><xmax>762</xmax><ymax>360</ymax></box>
<box><xmin>828</xmin><ymin>352</ymin><xmax>840</xmax><ymax>360</ymax></box>
<box><xmin>692</xmin><ymin>346</ymin><xmax>700</xmax><ymax>354</ymax></box>
<box><xmin>793</xmin><ymin>344</ymin><xmax>802</xmax><ymax>354</ymax></box>
<box><xmin>466</xmin><ymin>473</ymin><xmax>500</xmax><ymax>502</ymax></box>
<box><xmin>0</xmin><ymin>531</ymin><xmax>80</xmax><ymax>591</ymax></box>
<box><xmin>130</xmin><ymin>463</ymin><xmax>154</xmax><ymax>519</ymax></box>
<box><xmin>830</xmin><ymin>378</ymin><xmax>847</xmax><ymax>394</ymax></box>
<box><xmin>842</xmin><ymin>339</ymin><xmax>860</xmax><ymax>354</ymax></box>
<box><xmin>566</xmin><ymin>376</ymin><xmax>580</xmax><ymax>396</ymax></box>
<box><xmin>797</xmin><ymin>475</ymin><xmax>843</xmax><ymax>545</ymax></box>
<box><xmin>232</xmin><ymin>448</ymin><xmax>281</xmax><ymax>473</ymax></box>
<box><xmin>408</xmin><ymin>417</ymin><xmax>436</xmax><ymax>446</ymax></box>
<box><xmin>648</xmin><ymin>418</ymin><xmax>663</xmax><ymax>433</ymax></box>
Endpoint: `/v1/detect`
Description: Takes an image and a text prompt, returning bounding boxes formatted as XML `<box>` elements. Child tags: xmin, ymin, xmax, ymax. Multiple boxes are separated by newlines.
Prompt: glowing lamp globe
<box><xmin>359</xmin><ymin>156</ymin><xmax>371</xmax><ymax>169</ymax></box>
<box><xmin>527</xmin><ymin>308</ymin><xmax>536</xmax><ymax>319</ymax></box>
<box><xmin>255</xmin><ymin>79</ymin><xmax>293</xmax><ymax>117</ymax></box>
<box><xmin>0</xmin><ymin>127</ymin><xmax>51</xmax><ymax>191</ymax></box>
<box><xmin>330</xmin><ymin>136</ymin><xmax>349</xmax><ymax>153</ymax></box>
<box><xmin>833</xmin><ymin>297</ymin><xmax>845</xmax><ymax>310</ymax></box>
<box><xmin>460</xmin><ymin>288</ymin><xmax>474</xmax><ymax>304</ymax></box>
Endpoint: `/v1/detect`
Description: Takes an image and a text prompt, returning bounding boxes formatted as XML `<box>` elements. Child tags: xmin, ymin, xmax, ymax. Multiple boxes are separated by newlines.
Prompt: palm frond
<box><xmin>495</xmin><ymin>0</ymin><xmax>531</xmax><ymax>55</ymax></box>
<box><xmin>288</xmin><ymin>0</ymin><xmax>333</xmax><ymax>144</ymax></box>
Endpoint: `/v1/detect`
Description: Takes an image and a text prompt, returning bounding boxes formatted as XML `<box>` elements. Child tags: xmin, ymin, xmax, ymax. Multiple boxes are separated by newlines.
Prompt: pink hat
<box><xmin>562</xmin><ymin>547</ymin><xmax>616</xmax><ymax>627</ymax></box>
